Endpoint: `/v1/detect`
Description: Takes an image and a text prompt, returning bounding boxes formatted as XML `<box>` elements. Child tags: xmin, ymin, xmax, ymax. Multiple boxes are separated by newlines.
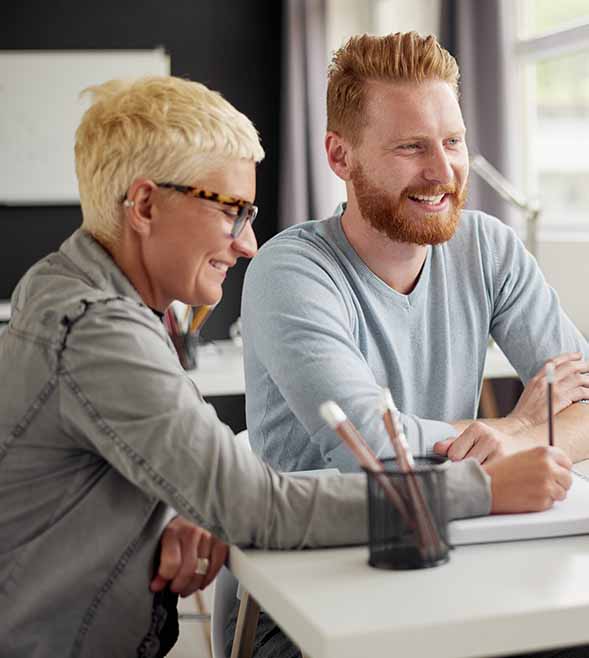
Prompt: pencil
<box><xmin>380</xmin><ymin>388</ymin><xmax>447</xmax><ymax>562</ymax></box>
<box><xmin>546</xmin><ymin>362</ymin><xmax>555</xmax><ymax>447</ymax></box>
<box><xmin>189</xmin><ymin>305</ymin><xmax>213</xmax><ymax>334</ymax></box>
<box><xmin>164</xmin><ymin>307</ymin><xmax>180</xmax><ymax>336</ymax></box>
<box><xmin>319</xmin><ymin>401</ymin><xmax>413</xmax><ymax>529</ymax></box>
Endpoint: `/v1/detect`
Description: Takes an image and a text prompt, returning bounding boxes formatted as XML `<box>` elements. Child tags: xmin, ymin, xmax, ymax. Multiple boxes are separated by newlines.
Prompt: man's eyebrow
<box><xmin>386</xmin><ymin>129</ymin><xmax>466</xmax><ymax>145</ymax></box>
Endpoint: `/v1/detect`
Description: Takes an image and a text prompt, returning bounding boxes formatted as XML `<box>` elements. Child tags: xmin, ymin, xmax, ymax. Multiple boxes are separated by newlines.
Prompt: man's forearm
<box><xmin>513</xmin><ymin>403</ymin><xmax>589</xmax><ymax>462</ymax></box>
<box><xmin>452</xmin><ymin>415</ymin><xmax>527</xmax><ymax>436</ymax></box>
<box><xmin>452</xmin><ymin>405</ymin><xmax>589</xmax><ymax>462</ymax></box>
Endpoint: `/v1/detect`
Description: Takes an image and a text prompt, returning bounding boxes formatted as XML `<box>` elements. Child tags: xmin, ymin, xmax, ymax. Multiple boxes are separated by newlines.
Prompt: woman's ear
<box><xmin>123</xmin><ymin>179</ymin><xmax>157</xmax><ymax>237</ymax></box>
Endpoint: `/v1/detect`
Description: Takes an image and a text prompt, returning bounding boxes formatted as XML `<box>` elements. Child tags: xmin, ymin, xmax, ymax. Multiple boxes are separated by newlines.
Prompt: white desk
<box><xmin>186</xmin><ymin>340</ymin><xmax>245</xmax><ymax>397</ymax></box>
<box><xmin>230</xmin><ymin>534</ymin><xmax>589</xmax><ymax>658</ymax></box>
<box><xmin>186</xmin><ymin>340</ymin><xmax>517</xmax><ymax>398</ymax></box>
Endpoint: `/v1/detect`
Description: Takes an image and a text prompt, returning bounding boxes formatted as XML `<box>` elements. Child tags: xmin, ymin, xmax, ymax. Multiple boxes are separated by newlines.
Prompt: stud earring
<box><xmin>123</xmin><ymin>199</ymin><xmax>135</xmax><ymax>208</ymax></box>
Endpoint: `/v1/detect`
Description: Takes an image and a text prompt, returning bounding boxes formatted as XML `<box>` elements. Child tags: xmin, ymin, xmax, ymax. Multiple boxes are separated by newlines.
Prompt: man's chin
<box><xmin>381</xmin><ymin>212</ymin><xmax>461</xmax><ymax>246</ymax></box>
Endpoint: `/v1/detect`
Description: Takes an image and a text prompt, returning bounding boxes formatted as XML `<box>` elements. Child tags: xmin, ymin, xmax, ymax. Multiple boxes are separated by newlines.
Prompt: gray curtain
<box><xmin>440</xmin><ymin>0</ymin><xmax>517</xmax><ymax>225</ymax></box>
<box><xmin>279</xmin><ymin>0</ymin><xmax>340</xmax><ymax>229</ymax></box>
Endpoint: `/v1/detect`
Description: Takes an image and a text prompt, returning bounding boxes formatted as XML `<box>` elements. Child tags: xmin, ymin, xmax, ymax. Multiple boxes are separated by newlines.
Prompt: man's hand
<box><xmin>150</xmin><ymin>516</ymin><xmax>229</xmax><ymax>596</ymax></box>
<box><xmin>484</xmin><ymin>446</ymin><xmax>573</xmax><ymax>513</ymax></box>
<box><xmin>433</xmin><ymin>421</ymin><xmax>510</xmax><ymax>464</ymax></box>
<box><xmin>434</xmin><ymin>353</ymin><xmax>589</xmax><ymax>463</ymax></box>
<box><xmin>510</xmin><ymin>352</ymin><xmax>589</xmax><ymax>428</ymax></box>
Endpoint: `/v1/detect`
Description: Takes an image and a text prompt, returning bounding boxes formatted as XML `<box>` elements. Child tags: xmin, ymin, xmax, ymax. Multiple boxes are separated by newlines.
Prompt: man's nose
<box><xmin>423</xmin><ymin>145</ymin><xmax>453</xmax><ymax>185</ymax></box>
<box><xmin>232</xmin><ymin>220</ymin><xmax>258</xmax><ymax>259</ymax></box>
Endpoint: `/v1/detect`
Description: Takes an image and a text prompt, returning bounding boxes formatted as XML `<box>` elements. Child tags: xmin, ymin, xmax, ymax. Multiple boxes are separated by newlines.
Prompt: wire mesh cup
<box><xmin>364</xmin><ymin>456</ymin><xmax>450</xmax><ymax>570</ymax></box>
<box><xmin>171</xmin><ymin>332</ymin><xmax>199</xmax><ymax>370</ymax></box>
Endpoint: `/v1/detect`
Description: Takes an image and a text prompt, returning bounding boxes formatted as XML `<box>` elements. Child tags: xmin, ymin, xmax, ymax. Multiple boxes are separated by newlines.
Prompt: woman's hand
<box><xmin>509</xmin><ymin>352</ymin><xmax>589</xmax><ymax>427</ymax></box>
<box><xmin>484</xmin><ymin>446</ymin><xmax>573</xmax><ymax>513</ymax></box>
<box><xmin>150</xmin><ymin>516</ymin><xmax>229</xmax><ymax>596</ymax></box>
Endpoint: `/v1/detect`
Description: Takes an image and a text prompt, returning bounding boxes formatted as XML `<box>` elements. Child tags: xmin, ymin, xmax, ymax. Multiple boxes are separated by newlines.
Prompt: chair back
<box><xmin>211</xmin><ymin>566</ymin><xmax>240</xmax><ymax>658</ymax></box>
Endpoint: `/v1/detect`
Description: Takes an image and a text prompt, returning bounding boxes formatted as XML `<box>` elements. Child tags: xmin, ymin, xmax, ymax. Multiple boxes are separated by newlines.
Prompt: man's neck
<box><xmin>340</xmin><ymin>206</ymin><xmax>428</xmax><ymax>295</ymax></box>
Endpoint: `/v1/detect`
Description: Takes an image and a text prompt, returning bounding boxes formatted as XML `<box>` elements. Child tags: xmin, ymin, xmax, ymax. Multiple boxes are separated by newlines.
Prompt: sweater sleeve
<box><xmin>487</xmin><ymin>219</ymin><xmax>589</xmax><ymax>383</ymax></box>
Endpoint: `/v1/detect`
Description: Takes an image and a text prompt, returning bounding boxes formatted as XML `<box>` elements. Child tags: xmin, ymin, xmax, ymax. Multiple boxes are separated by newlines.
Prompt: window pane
<box><xmin>521</xmin><ymin>0</ymin><xmax>589</xmax><ymax>38</ymax></box>
<box><xmin>531</xmin><ymin>49</ymin><xmax>589</xmax><ymax>228</ymax></box>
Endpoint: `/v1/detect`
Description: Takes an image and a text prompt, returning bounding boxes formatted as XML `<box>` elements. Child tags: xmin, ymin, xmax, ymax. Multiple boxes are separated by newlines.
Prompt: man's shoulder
<box><xmin>251</xmin><ymin>216</ymin><xmax>343</xmax><ymax>271</ymax></box>
<box><xmin>455</xmin><ymin>209</ymin><xmax>514</xmax><ymax>239</ymax></box>
<box><xmin>450</xmin><ymin>209</ymin><xmax>519</xmax><ymax>254</ymax></box>
<box><xmin>262</xmin><ymin>216</ymin><xmax>336</xmax><ymax>249</ymax></box>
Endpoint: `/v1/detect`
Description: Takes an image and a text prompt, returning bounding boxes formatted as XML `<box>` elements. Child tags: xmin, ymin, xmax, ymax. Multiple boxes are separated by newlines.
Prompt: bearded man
<box><xmin>241</xmin><ymin>31</ymin><xmax>589</xmax><ymax>479</ymax></box>
<box><xmin>232</xmin><ymin>30</ymin><xmax>589</xmax><ymax>658</ymax></box>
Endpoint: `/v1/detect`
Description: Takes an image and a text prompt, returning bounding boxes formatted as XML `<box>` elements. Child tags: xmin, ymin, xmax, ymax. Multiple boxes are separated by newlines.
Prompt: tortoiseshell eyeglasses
<box><xmin>155</xmin><ymin>183</ymin><xmax>257</xmax><ymax>238</ymax></box>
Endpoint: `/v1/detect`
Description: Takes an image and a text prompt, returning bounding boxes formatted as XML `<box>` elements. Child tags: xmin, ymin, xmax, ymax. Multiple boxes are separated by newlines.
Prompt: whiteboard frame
<box><xmin>0</xmin><ymin>49</ymin><xmax>170</xmax><ymax>205</ymax></box>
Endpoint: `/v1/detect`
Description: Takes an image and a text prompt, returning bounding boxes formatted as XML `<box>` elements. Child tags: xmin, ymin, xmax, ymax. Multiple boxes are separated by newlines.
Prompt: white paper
<box><xmin>449</xmin><ymin>471</ymin><xmax>589</xmax><ymax>545</ymax></box>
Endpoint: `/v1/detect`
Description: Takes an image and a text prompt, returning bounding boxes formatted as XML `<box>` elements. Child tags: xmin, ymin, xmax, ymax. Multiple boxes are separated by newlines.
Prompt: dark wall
<box><xmin>1</xmin><ymin>0</ymin><xmax>282</xmax><ymax>341</ymax></box>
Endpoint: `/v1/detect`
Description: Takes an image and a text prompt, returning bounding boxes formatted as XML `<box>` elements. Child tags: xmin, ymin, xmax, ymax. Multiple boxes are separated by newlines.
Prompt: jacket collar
<box><xmin>60</xmin><ymin>228</ymin><xmax>144</xmax><ymax>305</ymax></box>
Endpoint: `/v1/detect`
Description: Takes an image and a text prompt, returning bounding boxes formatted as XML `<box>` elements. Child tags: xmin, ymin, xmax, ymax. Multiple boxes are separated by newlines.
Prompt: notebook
<box><xmin>448</xmin><ymin>469</ymin><xmax>589</xmax><ymax>545</ymax></box>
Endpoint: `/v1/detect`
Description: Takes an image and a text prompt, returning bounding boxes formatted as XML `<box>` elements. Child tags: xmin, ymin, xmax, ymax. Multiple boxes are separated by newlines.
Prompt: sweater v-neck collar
<box><xmin>332</xmin><ymin>210</ymin><xmax>431</xmax><ymax>310</ymax></box>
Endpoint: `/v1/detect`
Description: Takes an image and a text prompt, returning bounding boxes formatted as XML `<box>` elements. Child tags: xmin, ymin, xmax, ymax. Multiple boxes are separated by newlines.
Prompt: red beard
<box><xmin>350</xmin><ymin>164</ymin><xmax>467</xmax><ymax>246</ymax></box>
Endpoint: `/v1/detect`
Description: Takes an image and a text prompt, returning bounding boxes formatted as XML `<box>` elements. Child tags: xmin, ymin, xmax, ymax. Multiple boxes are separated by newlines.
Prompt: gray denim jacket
<box><xmin>0</xmin><ymin>229</ymin><xmax>490</xmax><ymax>658</ymax></box>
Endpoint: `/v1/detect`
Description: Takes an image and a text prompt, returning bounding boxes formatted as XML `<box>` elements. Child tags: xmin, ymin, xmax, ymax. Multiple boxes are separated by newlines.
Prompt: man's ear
<box><xmin>123</xmin><ymin>179</ymin><xmax>157</xmax><ymax>237</ymax></box>
<box><xmin>325</xmin><ymin>131</ymin><xmax>354</xmax><ymax>181</ymax></box>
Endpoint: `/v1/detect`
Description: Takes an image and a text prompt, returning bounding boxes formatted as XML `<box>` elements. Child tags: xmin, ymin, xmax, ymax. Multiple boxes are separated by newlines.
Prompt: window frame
<box><xmin>513</xmin><ymin>4</ymin><xmax>589</xmax><ymax>237</ymax></box>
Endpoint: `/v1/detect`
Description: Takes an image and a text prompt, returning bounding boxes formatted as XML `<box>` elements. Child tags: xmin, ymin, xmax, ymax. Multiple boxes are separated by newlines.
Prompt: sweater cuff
<box><xmin>442</xmin><ymin>459</ymin><xmax>492</xmax><ymax>520</ymax></box>
<box><xmin>403</xmin><ymin>415</ymin><xmax>458</xmax><ymax>455</ymax></box>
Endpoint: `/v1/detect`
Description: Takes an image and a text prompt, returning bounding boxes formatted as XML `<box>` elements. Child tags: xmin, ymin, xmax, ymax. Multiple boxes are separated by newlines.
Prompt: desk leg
<box><xmin>480</xmin><ymin>379</ymin><xmax>500</xmax><ymax>418</ymax></box>
<box><xmin>230</xmin><ymin>590</ymin><xmax>261</xmax><ymax>658</ymax></box>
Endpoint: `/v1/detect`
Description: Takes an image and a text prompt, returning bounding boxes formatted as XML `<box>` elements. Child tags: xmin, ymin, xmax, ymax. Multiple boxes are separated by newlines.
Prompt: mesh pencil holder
<box><xmin>364</xmin><ymin>456</ymin><xmax>450</xmax><ymax>570</ymax></box>
<box><xmin>171</xmin><ymin>332</ymin><xmax>199</xmax><ymax>370</ymax></box>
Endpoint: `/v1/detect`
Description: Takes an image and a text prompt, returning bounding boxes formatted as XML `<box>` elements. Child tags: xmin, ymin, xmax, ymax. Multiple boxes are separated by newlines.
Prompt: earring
<box><xmin>123</xmin><ymin>199</ymin><xmax>135</xmax><ymax>208</ymax></box>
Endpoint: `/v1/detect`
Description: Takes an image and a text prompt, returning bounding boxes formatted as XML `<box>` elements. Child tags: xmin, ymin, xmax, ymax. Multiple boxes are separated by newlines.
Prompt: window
<box><xmin>515</xmin><ymin>1</ymin><xmax>589</xmax><ymax>233</ymax></box>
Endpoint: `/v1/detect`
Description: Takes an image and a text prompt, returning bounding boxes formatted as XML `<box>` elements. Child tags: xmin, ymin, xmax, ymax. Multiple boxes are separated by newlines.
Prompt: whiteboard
<box><xmin>0</xmin><ymin>49</ymin><xmax>170</xmax><ymax>205</ymax></box>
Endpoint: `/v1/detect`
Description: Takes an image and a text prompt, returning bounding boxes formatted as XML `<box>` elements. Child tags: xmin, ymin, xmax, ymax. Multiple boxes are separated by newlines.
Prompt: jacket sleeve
<box><xmin>58</xmin><ymin>299</ymin><xmax>490</xmax><ymax>550</ymax></box>
<box><xmin>58</xmin><ymin>298</ymin><xmax>373</xmax><ymax>549</ymax></box>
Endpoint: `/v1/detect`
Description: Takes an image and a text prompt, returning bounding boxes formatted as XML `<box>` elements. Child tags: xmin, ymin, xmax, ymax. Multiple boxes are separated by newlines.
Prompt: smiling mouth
<box><xmin>407</xmin><ymin>193</ymin><xmax>447</xmax><ymax>205</ymax></box>
<box><xmin>210</xmin><ymin>260</ymin><xmax>230</xmax><ymax>273</ymax></box>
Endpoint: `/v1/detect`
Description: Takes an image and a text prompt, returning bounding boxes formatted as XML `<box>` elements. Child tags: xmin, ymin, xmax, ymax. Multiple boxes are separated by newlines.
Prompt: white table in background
<box><xmin>229</xmin><ymin>530</ymin><xmax>589</xmax><ymax>658</ymax></box>
<box><xmin>185</xmin><ymin>340</ymin><xmax>244</xmax><ymax>397</ymax></box>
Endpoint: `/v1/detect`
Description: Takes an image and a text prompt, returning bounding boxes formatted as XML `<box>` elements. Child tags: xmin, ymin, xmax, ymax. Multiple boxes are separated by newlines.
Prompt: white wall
<box><xmin>539</xmin><ymin>239</ymin><xmax>589</xmax><ymax>336</ymax></box>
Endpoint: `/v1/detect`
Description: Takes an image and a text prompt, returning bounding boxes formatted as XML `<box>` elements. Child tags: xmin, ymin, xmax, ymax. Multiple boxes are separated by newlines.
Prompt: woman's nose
<box><xmin>232</xmin><ymin>220</ymin><xmax>258</xmax><ymax>259</ymax></box>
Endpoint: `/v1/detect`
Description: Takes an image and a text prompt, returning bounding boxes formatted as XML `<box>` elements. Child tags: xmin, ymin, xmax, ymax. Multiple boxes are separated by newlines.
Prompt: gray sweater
<box><xmin>242</xmin><ymin>210</ymin><xmax>588</xmax><ymax>473</ymax></box>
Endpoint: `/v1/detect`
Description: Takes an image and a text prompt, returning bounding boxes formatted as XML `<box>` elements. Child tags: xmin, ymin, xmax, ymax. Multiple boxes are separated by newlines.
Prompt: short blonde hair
<box><xmin>75</xmin><ymin>76</ymin><xmax>265</xmax><ymax>246</ymax></box>
<box><xmin>327</xmin><ymin>32</ymin><xmax>460</xmax><ymax>144</ymax></box>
